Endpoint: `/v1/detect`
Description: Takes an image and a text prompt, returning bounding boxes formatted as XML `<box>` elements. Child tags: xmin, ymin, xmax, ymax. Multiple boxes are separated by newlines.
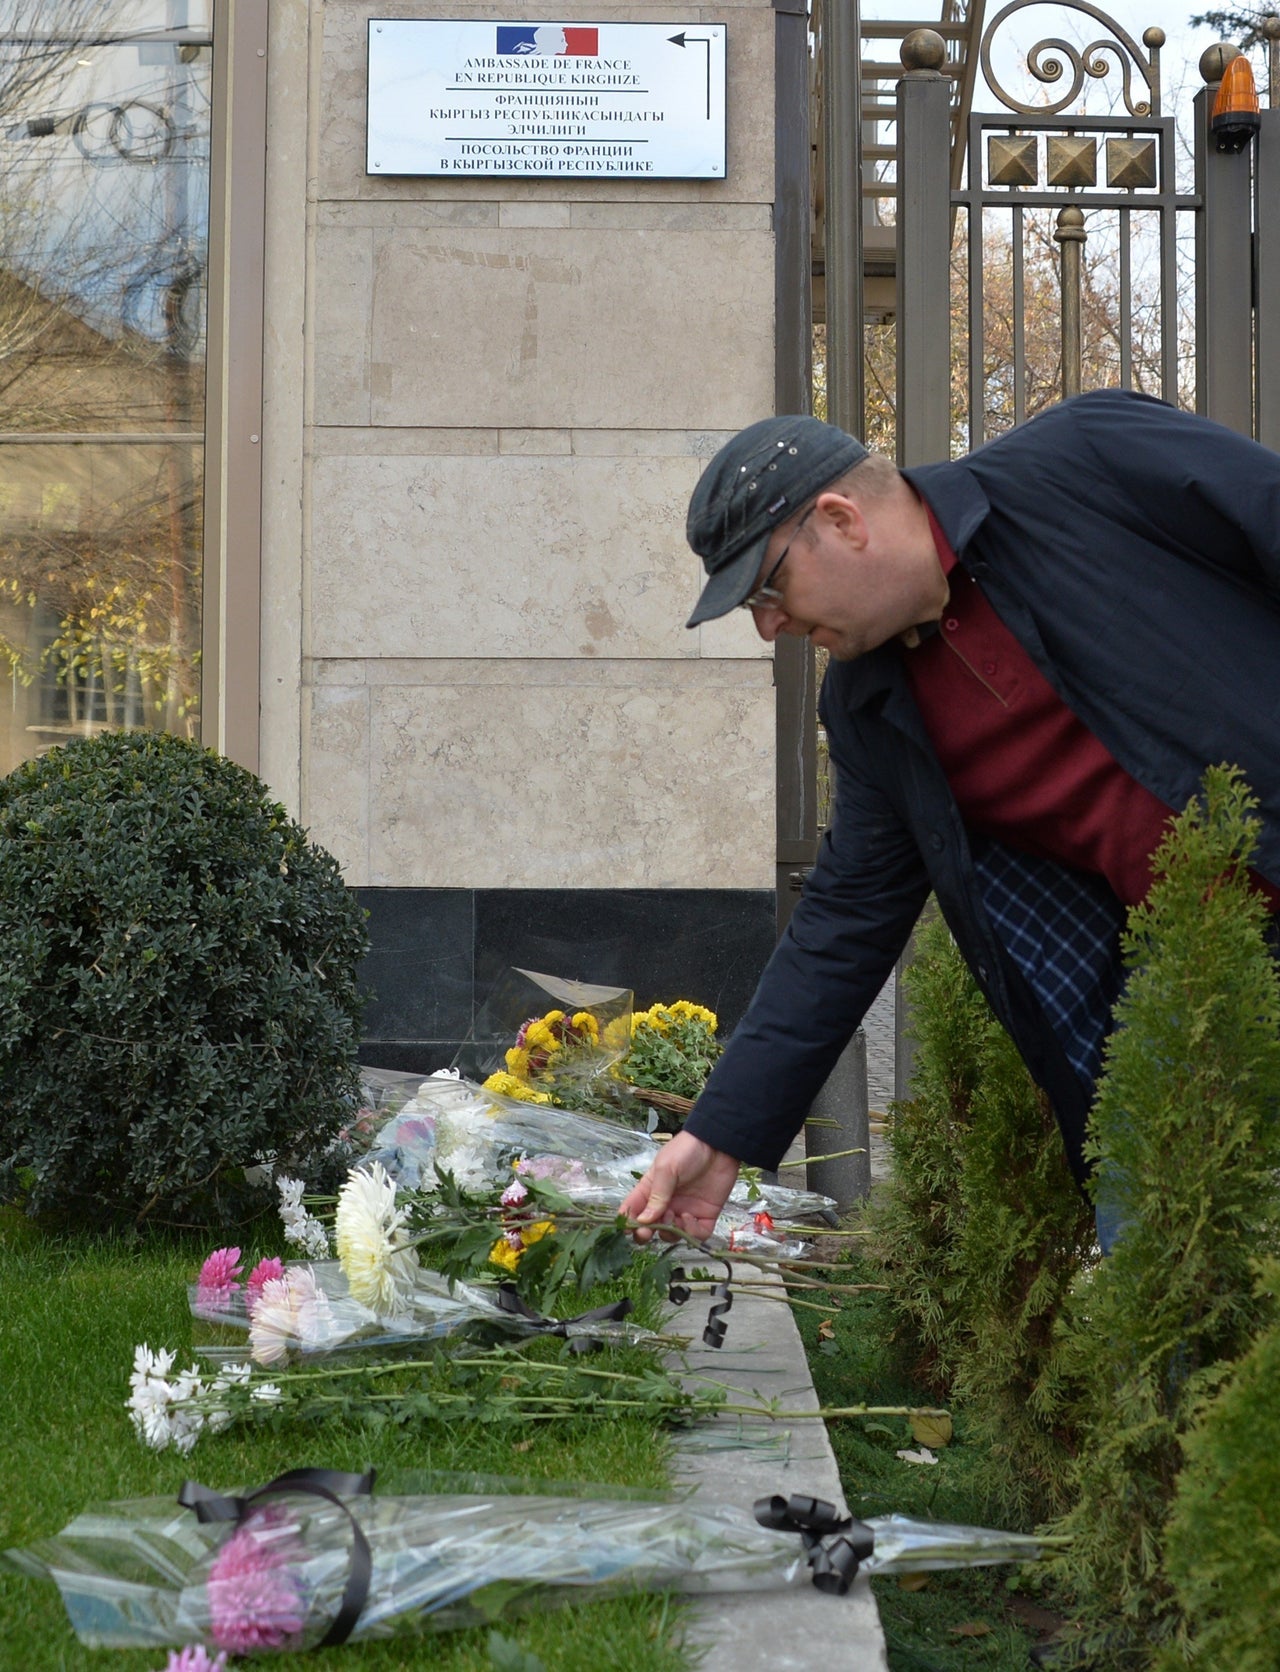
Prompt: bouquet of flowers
<box><xmin>189</xmin><ymin>1252</ymin><xmax>532</xmax><ymax>1369</ymax></box>
<box><xmin>470</xmin><ymin>969</ymin><xmax>632</xmax><ymax>1108</ymax></box>
<box><xmin>4</xmin><ymin>1473</ymin><xmax>1064</xmax><ymax>1653</ymax></box>
<box><xmin>406</xmin><ymin>1077</ymin><xmax>836</xmax><ymax>1233</ymax></box>
<box><xmin>619</xmin><ymin>1001</ymin><xmax>723</xmax><ymax>1127</ymax></box>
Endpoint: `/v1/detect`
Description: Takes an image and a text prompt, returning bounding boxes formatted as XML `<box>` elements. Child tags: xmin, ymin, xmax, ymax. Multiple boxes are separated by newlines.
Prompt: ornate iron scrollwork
<box><xmin>980</xmin><ymin>0</ymin><xmax>1164</xmax><ymax>117</ymax></box>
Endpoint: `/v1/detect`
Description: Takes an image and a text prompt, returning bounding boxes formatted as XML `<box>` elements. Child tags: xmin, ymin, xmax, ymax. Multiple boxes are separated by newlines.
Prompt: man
<box><xmin>620</xmin><ymin>388</ymin><xmax>1280</xmax><ymax>1247</ymax></box>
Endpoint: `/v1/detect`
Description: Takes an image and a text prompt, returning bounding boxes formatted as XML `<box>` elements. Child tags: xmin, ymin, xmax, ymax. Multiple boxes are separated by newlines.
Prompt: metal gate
<box><xmin>893</xmin><ymin>2</ymin><xmax>1280</xmax><ymax>467</ymax></box>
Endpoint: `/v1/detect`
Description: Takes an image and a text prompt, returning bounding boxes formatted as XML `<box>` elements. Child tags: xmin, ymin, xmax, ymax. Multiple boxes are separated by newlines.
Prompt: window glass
<box><xmin>0</xmin><ymin>1</ymin><xmax>210</xmax><ymax>772</ymax></box>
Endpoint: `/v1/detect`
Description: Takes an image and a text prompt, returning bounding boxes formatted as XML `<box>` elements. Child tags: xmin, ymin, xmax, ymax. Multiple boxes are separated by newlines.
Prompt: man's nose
<box><xmin>751</xmin><ymin>602</ymin><xmax>789</xmax><ymax>643</ymax></box>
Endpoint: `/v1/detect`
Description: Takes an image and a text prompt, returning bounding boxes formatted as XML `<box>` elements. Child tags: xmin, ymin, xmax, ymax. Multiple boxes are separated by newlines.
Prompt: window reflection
<box><xmin>0</xmin><ymin>2</ymin><xmax>209</xmax><ymax>773</ymax></box>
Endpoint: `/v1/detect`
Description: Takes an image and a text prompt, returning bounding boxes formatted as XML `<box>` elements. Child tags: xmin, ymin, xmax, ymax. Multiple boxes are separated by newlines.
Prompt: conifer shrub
<box><xmin>863</xmin><ymin>908</ymin><xmax>985</xmax><ymax>1395</ymax></box>
<box><xmin>866</xmin><ymin>912</ymin><xmax>1093</xmax><ymax>1521</ymax></box>
<box><xmin>1159</xmin><ymin>1260</ymin><xmax>1280</xmax><ymax>1672</ymax></box>
<box><xmin>1050</xmin><ymin>767</ymin><xmax>1280</xmax><ymax>1664</ymax></box>
<box><xmin>0</xmin><ymin>731</ymin><xmax>369</xmax><ymax>1231</ymax></box>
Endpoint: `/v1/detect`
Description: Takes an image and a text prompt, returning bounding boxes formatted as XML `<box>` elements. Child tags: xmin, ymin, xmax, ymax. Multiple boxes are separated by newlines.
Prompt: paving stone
<box><xmin>666</xmin><ymin>1264</ymin><xmax>889</xmax><ymax>1671</ymax></box>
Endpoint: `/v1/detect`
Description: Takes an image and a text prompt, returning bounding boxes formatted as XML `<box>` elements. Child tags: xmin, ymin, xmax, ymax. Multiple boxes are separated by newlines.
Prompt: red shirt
<box><xmin>903</xmin><ymin>510</ymin><xmax>1212</xmax><ymax>908</ymax></box>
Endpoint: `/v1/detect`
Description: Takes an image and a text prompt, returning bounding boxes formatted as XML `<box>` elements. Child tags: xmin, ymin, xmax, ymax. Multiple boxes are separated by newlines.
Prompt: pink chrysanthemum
<box><xmin>162</xmin><ymin>1647</ymin><xmax>228</xmax><ymax>1672</ymax></box>
<box><xmin>207</xmin><ymin>1507</ymin><xmax>307</xmax><ymax>1654</ymax></box>
<box><xmin>245</xmin><ymin>1256</ymin><xmax>285</xmax><ymax>1316</ymax></box>
<box><xmin>196</xmin><ymin>1247</ymin><xmax>243</xmax><ymax>1308</ymax></box>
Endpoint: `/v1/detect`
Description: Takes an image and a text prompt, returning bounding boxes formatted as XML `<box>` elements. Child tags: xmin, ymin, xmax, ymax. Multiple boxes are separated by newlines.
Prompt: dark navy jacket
<box><xmin>684</xmin><ymin>389</ymin><xmax>1280</xmax><ymax>1184</ymax></box>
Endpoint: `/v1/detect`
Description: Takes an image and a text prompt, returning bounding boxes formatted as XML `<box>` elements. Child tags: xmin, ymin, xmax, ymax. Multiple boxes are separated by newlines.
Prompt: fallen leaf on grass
<box><xmin>898</xmin><ymin>1572</ymin><xmax>931</xmax><ymax>1591</ymax></box>
<box><xmin>512</xmin><ymin>1437</ymin><xmax>536</xmax><ymax>1453</ymax></box>
<box><xmin>948</xmin><ymin>1622</ymin><xmax>992</xmax><ymax>1638</ymax></box>
<box><xmin>895</xmin><ymin>1446</ymin><xmax>938</xmax><ymax>1466</ymax></box>
<box><xmin>910</xmin><ymin>1411</ymin><xmax>953</xmax><ymax>1449</ymax></box>
<box><xmin>817</xmin><ymin>1318</ymin><xmax>835</xmax><ymax>1342</ymax></box>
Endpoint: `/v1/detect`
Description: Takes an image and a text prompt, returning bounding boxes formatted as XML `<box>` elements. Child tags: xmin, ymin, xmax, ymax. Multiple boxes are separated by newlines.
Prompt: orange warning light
<box><xmin>1211</xmin><ymin>55</ymin><xmax>1261</xmax><ymax>153</ymax></box>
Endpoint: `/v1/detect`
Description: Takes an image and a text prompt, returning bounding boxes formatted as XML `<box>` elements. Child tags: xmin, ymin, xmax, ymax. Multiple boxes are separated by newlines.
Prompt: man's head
<box><xmin>685</xmin><ymin>416</ymin><xmax>868</xmax><ymax>625</ymax></box>
<box><xmin>685</xmin><ymin>415</ymin><xmax>942</xmax><ymax>660</ymax></box>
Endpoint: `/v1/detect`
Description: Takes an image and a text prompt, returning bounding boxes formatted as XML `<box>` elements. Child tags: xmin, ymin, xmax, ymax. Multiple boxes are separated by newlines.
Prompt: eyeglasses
<box><xmin>738</xmin><ymin>502</ymin><xmax>817</xmax><ymax>610</ymax></box>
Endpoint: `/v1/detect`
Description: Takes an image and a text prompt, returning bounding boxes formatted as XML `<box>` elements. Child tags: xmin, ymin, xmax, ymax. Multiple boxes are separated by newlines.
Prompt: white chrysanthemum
<box><xmin>277</xmin><ymin>1174</ymin><xmax>332</xmax><ymax>1257</ymax></box>
<box><xmin>249</xmin><ymin>1266</ymin><xmax>335</xmax><ymax>1366</ymax></box>
<box><xmin>126</xmin><ymin>1344</ymin><xmax>206</xmax><ymax>1453</ymax></box>
<box><xmin>251</xmin><ymin>1382</ymin><xmax>284</xmax><ymax>1404</ymax></box>
<box><xmin>206</xmin><ymin>1361</ymin><xmax>252</xmax><ymax>1432</ymax></box>
<box><xmin>334</xmin><ymin>1162</ymin><xmax>420</xmax><ymax>1315</ymax></box>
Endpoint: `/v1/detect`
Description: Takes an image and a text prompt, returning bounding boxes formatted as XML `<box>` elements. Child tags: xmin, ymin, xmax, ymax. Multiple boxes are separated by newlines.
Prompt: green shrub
<box><xmin>866</xmin><ymin>911</ymin><xmax>1092</xmax><ymax>1523</ymax></box>
<box><xmin>1159</xmin><ymin>1260</ymin><xmax>1280</xmax><ymax>1672</ymax></box>
<box><xmin>864</xmin><ymin>908</ymin><xmax>987</xmax><ymax>1396</ymax></box>
<box><xmin>1051</xmin><ymin>767</ymin><xmax>1280</xmax><ymax>1665</ymax></box>
<box><xmin>0</xmin><ymin>732</ymin><xmax>369</xmax><ymax>1230</ymax></box>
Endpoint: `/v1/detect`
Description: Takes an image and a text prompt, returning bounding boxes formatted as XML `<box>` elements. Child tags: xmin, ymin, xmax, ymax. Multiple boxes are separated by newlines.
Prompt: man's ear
<box><xmin>814</xmin><ymin>490</ymin><xmax>870</xmax><ymax>553</ymax></box>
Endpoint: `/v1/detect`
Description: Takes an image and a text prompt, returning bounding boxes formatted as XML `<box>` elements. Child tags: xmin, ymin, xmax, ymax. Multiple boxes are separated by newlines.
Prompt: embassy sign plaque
<box><xmin>366</xmin><ymin>20</ymin><xmax>727</xmax><ymax>178</ymax></box>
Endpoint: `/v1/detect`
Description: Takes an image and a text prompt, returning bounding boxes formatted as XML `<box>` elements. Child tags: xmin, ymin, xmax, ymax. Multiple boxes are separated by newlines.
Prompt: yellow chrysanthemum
<box><xmin>487</xmin><ymin>1219</ymin><xmax>555</xmax><ymax>1273</ymax></box>
<box><xmin>571</xmin><ymin>1011</ymin><xmax>600</xmax><ymax>1041</ymax></box>
<box><xmin>483</xmin><ymin>1071</ymin><xmax>552</xmax><ymax>1105</ymax></box>
<box><xmin>488</xmin><ymin>1237</ymin><xmax>521</xmax><ymax>1273</ymax></box>
<box><xmin>603</xmin><ymin>1015</ymin><xmax>632</xmax><ymax>1052</ymax></box>
<box><xmin>504</xmin><ymin>1046</ymin><xmax>531</xmax><ymax>1077</ymax></box>
<box><xmin>670</xmin><ymin>999</ymin><xmax>717</xmax><ymax>1030</ymax></box>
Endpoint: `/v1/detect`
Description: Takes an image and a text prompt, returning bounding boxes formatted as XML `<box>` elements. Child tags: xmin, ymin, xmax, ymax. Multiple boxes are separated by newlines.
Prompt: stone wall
<box><xmin>259</xmin><ymin>2</ymin><xmax>790</xmax><ymax>1059</ymax></box>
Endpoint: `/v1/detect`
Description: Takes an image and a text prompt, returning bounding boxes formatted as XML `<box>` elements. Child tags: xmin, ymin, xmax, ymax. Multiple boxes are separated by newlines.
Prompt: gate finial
<box><xmin>900</xmin><ymin>29</ymin><xmax>947</xmax><ymax>75</ymax></box>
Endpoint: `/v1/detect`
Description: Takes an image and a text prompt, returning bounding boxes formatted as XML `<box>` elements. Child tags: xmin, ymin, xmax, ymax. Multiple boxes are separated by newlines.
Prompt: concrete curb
<box><xmin>667</xmin><ymin>1263</ymin><xmax>889</xmax><ymax>1671</ymax></box>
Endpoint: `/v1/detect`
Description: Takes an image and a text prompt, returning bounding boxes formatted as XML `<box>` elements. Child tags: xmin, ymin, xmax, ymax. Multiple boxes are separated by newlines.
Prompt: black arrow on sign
<box><xmin>669</xmin><ymin>31</ymin><xmax>712</xmax><ymax>120</ymax></box>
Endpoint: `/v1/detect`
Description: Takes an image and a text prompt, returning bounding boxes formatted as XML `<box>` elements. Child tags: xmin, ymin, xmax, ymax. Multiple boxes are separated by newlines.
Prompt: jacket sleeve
<box><xmin>683</xmin><ymin>686</ymin><xmax>930</xmax><ymax>1170</ymax></box>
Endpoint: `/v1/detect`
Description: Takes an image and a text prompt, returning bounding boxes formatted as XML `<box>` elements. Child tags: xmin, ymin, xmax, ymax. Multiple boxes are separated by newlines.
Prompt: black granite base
<box><xmin>356</xmin><ymin>886</ymin><xmax>776</xmax><ymax>1077</ymax></box>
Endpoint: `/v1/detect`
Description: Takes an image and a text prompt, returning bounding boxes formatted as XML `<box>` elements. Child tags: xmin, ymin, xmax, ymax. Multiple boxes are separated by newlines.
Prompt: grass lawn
<box><xmin>0</xmin><ymin>1210</ymin><xmax>689</xmax><ymax>1672</ymax></box>
<box><xmin>794</xmin><ymin>1253</ymin><xmax>1065</xmax><ymax>1672</ymax></box>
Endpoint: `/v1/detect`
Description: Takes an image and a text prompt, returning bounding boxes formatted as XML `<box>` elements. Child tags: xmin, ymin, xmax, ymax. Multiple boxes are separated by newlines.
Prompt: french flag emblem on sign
<box><xmin>496</xmin><ymin>25</ymin><xmax>599</xmax><ymax>55</ymax></box>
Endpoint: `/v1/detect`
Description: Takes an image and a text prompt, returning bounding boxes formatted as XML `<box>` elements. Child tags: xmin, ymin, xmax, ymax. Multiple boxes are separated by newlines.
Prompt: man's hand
<box><xmin>620</xmin><ymin>1131</ymin><xmax>741</xmax><ymax>1243</ymax></box>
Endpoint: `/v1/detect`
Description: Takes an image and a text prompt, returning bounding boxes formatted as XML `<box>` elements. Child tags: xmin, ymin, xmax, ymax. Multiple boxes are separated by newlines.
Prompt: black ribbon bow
<box><xmin>179</xmin><ymin>1466</ymin><xmax>376</xmax><ymax>1648</ymax></box>
<box><xmin>494</xmin><ymin>1284</ymin><xmax>633</xmax><ymax>1352</ymax></box>
<box><xmin>754</xmin><ymin>1492</ymin><xmax>876</xmax><ymax>1595</ymax></box>
<box><xmin>667</xmin><ymin>1260</ymin><xmax>734</xmax><ymax>1349</ymax></box>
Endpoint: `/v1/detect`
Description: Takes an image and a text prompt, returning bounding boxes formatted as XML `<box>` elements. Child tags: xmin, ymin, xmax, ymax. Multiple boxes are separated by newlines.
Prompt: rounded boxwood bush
<box><xmin>0</xmin><ymin>731</ymin><xmax>369</xmax><ymax>1229</ymax></box>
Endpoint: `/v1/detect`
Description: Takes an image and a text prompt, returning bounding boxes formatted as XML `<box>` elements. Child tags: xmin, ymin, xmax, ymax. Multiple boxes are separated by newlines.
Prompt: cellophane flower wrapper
<box><xmin>414</xmin><ymin>1089</ymin><xmax>835</xmax><ymax>1259</ymax></box>
<box><xmin>858</xmin><ymin>1515</ymin><xmax>1055</xmax><ymax>1574</ymax></box>
<box><xmin>356</xmin><ymin>1070</ymin><xmax>458</xmax><ymax>1188</ymax></box>
<box><xmin>188</xmin><ymin>1261</ymin><xmax>516</xmax><ymax>1367</ymax></box>
<box><xmin>5</xmin><ymin>1487</ymin><xmax>819</xmax><ymax>1651</ymax></box>
<box><xmin>428</xmin><ymin>1076</ymin><xmax>654</xmax><ymax>1190</ymax></box>
<box><xmin>461</xmin><ymin>967</ymin><xmax>633</xmax><ymax>1097</ymax></box>
<box><xmin>4</xmin><ymin>1483</ymin><xmax>1061</xmax><ymax>1653</ymax></box>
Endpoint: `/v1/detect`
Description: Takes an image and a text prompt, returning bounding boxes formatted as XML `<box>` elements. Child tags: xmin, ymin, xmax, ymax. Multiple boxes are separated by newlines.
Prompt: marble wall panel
<box><xmin>318</xmin><ymin>2</ymin><xmax>775</xmax><ymax>205</ymax></box>
<box><xmin>355</xmin><ymin>227</ymin><xmax>772</xmax><ymax>431</ymax></box>
<box><xmin>305</xmin><ymin>685</ymin><xmax>372</xmax><ymax>883</ymax></box>
<box><xmin>310</xmin><ymin>450</ymin><xmax>706</xmax><ymax>659</ymax></box>
<box><xmin>311</xmin><ymin>226</ymin><xmax>374</xmax><ymax>427</ymax></box>
<box><xmin>364</xmin><ymin>676</ymin><xmax>775</xmax><ymax>888</ymax></box>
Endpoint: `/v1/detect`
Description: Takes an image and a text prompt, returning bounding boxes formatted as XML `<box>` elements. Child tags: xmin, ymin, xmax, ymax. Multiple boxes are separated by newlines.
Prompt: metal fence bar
<box><xmin>969</xmin><ymin>201</ymin><xmax>985</xmax><ymax>446</ymax></box>
<box><xmin>823</xmin><ymin>0</ymin><xmax>864</xmax><ymax>437</ymax></box>
<box><xmin>1119</xmin><ymin>207</ymin><xmax>1132</xmax><ymax>388</ymax></box>
<box><xmin>1012</xmin><ymin>203</ymin><xmax>1025</xmax><ymax>426</ymax></box>
<box><xmin>1055</xmin><ymin>207</ymin><xmax>1085</xmax><ymax>399</ymax></box>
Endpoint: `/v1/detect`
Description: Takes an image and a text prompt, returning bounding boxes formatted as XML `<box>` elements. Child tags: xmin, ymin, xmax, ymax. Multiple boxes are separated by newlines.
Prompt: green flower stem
<box><xmin>776</xmin><ymin>1148</ymin><xmax>865</xmax><ymax>1167</ymax></box>
<box><xmin>679</xmin><ymin>1280</ymin><xmax>840</xmax><ymax>1317</ymax></box>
